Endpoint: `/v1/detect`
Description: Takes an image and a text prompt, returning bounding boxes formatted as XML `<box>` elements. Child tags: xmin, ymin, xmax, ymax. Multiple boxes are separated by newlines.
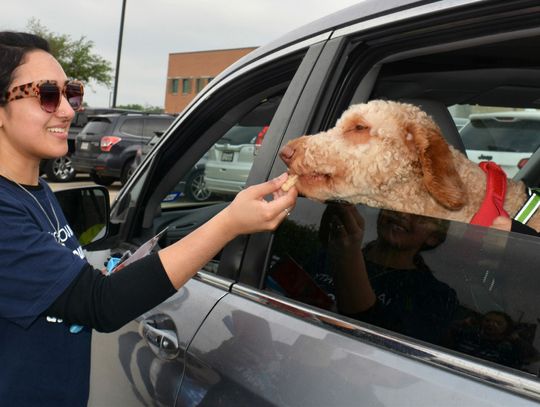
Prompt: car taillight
<box><xmin>100</xmin><ymin>136</ymin><xmax>122</xmax><ymax>152</ymax></box>
<box><xmin>254</xmin><ymin>126</ymin><xmax>269</xmax><ymax>156</ymax></box>
<box><xmin>518</xmin><ymin>158</ymin><xmax>529</xmax><ymax>169</ymax></box>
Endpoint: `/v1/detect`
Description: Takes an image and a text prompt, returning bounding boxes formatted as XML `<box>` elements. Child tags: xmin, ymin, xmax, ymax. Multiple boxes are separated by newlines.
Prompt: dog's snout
<box><xmin>279</xmin><ymin>145</ymin><xmax>296</xmax><ymax>164</ymax></box>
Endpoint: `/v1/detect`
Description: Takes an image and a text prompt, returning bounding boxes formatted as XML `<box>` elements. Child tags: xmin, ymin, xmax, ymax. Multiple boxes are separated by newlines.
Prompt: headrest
<box><xmin>401</xmin><ymin>98</ymin><xmax>466</xmax><ymax>153</ymax></box>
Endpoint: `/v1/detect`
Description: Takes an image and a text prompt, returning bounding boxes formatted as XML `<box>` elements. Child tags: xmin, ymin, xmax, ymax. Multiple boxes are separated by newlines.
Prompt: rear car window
<box><xmin>120</xmin><ymin>118</ymin><xmax>144</xmax><ymax>136</ymax></box>
<box><xmin>461</xmin><ymin>118</ymin><xmax>540</xmax><ymax>153</ymax></box>
<box><xmin>143</xmin><ymin>118</ymin><xmax>174</xmax><ymax>138</ymax></box>
<box><xmin>79</xmin><ymin>119</ymin><xmax>111</xmax><ymax>135</ymax></box>
<box><xmin>218</xmin><ymin>126</ymin><xmax>263</xmax><ymax>145</ymax></box>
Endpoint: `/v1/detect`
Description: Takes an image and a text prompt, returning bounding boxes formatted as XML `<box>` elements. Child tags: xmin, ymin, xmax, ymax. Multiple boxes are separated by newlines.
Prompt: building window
<box><xmin>171</xmin><ymin>78</ymin><xmax>179</xmax><ymax>94</ymax></box>
<box><xmin>196</xmin><ymin>78</ymin><xmax>205</xmax><ymax>93</ymax></box>
<box><xmin>182</xmin><ymin>78</ymin><xmax>192</xmax><ymax>94</ymax></box>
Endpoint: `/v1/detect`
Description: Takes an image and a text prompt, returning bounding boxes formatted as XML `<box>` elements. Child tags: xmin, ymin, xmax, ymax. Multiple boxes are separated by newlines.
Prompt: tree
<box><xmin>117</xmin><ymin>104</ymin><xmax>164</xmax><ymax>114</ymax></box>
<box><xmin>27</xmin><ymin>18</ymin><xmax>113</xmax><ymax>88</ymax></box>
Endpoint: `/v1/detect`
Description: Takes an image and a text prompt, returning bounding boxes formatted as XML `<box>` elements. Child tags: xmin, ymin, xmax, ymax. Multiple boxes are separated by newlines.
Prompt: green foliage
<box><xmin>27</xmin><ymin>18</ymin><xmax>113</xmax><ymax>87</ymax></box>
<box><xmin>116</xmin><ymin>104</ymin><xmax>164</xmax><ymax>113</ymax></box>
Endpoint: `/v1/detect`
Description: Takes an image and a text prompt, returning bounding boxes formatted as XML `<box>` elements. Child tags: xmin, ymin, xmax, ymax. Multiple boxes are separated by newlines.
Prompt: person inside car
<box><xmin>319</xmin><ymin>204</ymin><xmax>458</xmax><ymax>345</ymax></box>
<box><xmin>0</xmin><ymin>31</ymin><xmax>297</xmax><ymax>407</ymax></box>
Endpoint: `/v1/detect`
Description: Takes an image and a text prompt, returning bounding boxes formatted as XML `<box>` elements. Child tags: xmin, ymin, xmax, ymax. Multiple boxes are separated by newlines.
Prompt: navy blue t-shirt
<box><xmin>0</xmin><ymin>177</ymin><xmax>90</xmax><ymax>406</ymax></box>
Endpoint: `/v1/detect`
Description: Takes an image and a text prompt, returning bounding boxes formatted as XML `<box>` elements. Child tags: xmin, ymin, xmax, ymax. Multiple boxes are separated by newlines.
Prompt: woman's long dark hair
<box><xmin>0</xmin><ymin>32</ymin><xmax>50</xmax><ymax>106</ymax></box>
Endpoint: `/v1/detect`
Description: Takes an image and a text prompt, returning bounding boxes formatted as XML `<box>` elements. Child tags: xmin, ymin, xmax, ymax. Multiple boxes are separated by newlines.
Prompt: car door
<box><xmin>179</xmin><ymin>2</ymin><xmax>540</xmax><ymax>406</ymax></box>
<box><xmin>87</xmin><ymin>41</ymin><xmax>318</xmax><ymax>406</ymax></box>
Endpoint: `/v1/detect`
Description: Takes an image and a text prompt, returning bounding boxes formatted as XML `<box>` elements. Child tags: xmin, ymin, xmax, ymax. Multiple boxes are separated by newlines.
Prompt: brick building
<box><xmin>164</xmin><ymin>47</ymin><xmax>256</xmax><ymax>114</ymax></box>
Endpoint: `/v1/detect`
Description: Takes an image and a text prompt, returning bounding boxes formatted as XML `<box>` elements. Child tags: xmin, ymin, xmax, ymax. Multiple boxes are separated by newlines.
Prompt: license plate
<box><xmin>221</xmin><ymin>151</ymin><xmax>234</xmax><ymax>162</ymax></box>
<box><xmin>80</xmin><ymin>142</ymin><xmax>89</xmax><ymax>150</ymax></box>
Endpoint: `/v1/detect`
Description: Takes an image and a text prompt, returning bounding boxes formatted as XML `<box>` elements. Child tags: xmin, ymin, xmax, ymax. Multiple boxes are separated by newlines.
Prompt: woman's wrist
<box><xmin>212</xmin><ymin>207</ymin><xmax>241</xmax><ymax>242</ymax></box>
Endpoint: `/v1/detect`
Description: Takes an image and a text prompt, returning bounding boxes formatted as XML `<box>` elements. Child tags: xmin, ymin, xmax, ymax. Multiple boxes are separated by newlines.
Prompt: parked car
<box><xmin>452</xmin><ymin>116</ymin><xmax>469</xmax><ymax>131</ymax></box>
<box><xmin>141</xmin><ymin>135</ymin><xmax>212</xmax><ymax>203</ymax></box>
<box><xmin>72</xmin><ymin>113</ymin><xmax>175</xmax><ymax>186</ymax></box>
<box><xmin>63</xmin><ymin>1</ymin><xmax>540</xmax><ymax>405</ymax></box>
<box><xmin>460</xmin><ymin>111</ymin><xmax>540</xmax><ymax>178</ymax></box>
<box><xmin>40</xmin><ymin>107</ymin><xmax>142</xmax><ymax>182</ymax></box>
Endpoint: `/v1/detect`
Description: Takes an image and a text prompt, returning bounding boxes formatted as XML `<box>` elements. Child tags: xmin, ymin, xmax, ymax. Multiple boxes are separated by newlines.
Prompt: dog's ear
<box><xmin>407</xmin><ymin>121</ymin><xmax>466</xmax><ymax>210</ymax></box>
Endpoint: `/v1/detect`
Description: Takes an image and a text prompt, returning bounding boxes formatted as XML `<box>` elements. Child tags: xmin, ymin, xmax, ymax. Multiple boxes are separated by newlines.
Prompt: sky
<box><xmin>1</xmin><ymin>0</ymin><xmax>362</xmax><ymax>108</ymax></box>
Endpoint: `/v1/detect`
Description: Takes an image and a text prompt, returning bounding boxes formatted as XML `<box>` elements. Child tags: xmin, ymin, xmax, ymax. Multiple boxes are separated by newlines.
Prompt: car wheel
<box><xmin>121</xmin><ymin>158</ymin><xmax>136</xmax><ymax>186</ymax></box>
<box><xmin>185</xmin><ymin>169</ymin><xmax>211</xmax><ymax>202</ymax></box>
<box><xmin>44</xmin><ymin>156</ymin><xmax>76</xmax><ymax>182</ymax></box>
<box><xmin>90</xmin><ymin>172</ymin><xmax>116</xmax><ymax>186</ymax></box>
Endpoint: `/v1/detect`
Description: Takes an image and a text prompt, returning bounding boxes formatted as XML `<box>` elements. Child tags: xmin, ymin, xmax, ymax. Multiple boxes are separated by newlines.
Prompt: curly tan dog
<box><xmin>279</xmin><ymin>100</ymin><xmax>540</xmax><ymax>232</ymax></box>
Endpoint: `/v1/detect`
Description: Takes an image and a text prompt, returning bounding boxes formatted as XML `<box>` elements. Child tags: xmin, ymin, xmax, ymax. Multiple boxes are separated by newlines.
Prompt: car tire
<box><xmin>185</xmin><ymin>169</ymin><xmax>211</xmax><ymax>202</ymax></box>
<box><xmin>44</xmin><ymin>156</ymin><xmax>76</xmax><ymax>182</ymax></box>
<box><xmin>90</xmin><ymin>172</ymin><xmax>116</xmax><ymax>186</ymax></box>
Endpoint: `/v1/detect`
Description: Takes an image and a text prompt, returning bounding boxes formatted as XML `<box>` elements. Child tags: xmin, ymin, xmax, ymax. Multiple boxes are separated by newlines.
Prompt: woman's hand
<box><xmin>221</xmin><ymin>173</ymin><xmax>298</xmax><ymax>237</ymax></box>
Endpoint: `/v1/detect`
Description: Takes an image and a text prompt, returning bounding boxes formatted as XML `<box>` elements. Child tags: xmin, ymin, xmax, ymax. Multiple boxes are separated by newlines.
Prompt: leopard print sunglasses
<box><xmin>5</xmin><ymin>79</ymin><xmax>84</xmax><ymax>113</ymax></box>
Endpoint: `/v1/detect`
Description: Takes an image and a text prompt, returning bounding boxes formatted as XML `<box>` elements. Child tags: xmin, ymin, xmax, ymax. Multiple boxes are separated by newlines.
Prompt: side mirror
<box><xmin>54</xmin><ymin>186</ymin><xmax>110</xmax><ymax>247</ymax></box>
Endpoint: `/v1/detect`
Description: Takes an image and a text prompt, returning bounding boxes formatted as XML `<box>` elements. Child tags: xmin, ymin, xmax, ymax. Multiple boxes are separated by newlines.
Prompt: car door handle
<box><xmin>478</xmin><ymin>154</ymin><xmax>492</xmax><ymax>160</ymax></box>
<box><xmin>140</xmin><ymin>316</ymin><xmax>180</xmax><ymax>359</ymax></box>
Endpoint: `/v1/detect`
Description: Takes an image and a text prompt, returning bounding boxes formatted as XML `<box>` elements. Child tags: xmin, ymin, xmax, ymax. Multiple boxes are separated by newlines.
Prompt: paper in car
<box><xmin>109</xmin><ymin>227</ymin><xmax>168</xmax><ymax>273</ymax></box>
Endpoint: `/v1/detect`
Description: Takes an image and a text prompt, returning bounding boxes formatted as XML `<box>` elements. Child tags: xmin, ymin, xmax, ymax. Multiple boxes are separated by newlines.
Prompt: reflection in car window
<box><xmin>266</xmin><ymin>199</ymin><xmax>540</xmax><ymax>375</ymax></box>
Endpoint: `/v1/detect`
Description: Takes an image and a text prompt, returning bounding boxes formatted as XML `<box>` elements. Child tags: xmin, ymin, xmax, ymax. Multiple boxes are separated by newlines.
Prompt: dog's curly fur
<box><xmin>280</xmin><ymin>100</ymin><xmax>540</xmax><ymax>232</ymax></box>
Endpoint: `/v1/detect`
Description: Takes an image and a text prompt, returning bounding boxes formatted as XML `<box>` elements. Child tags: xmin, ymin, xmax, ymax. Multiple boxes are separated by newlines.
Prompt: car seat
<box><xmin>401</xmin><ymin>98</ymin><xmax>466</xmax><ymax>153</ymax></box>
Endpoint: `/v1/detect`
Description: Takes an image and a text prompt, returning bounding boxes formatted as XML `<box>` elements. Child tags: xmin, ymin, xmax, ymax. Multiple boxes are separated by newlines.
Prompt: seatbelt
<box><xmin>514</xmin><ymin>187</ymin><xmax>540</xmax><ymax>225</ymax></box>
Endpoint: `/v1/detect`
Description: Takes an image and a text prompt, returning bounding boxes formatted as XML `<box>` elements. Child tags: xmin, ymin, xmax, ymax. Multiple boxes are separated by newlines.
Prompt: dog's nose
<box><xmin>279</xmin><ymin>145</ymin><xmax>295</xmax><ymax>165</ymax></box>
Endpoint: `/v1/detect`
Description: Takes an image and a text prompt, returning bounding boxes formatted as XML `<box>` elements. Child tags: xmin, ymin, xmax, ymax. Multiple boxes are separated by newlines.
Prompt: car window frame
<box><xmin>107</xmin><ymin>44</ymin><xmax>324</xmax><ymax>279</ymax></box>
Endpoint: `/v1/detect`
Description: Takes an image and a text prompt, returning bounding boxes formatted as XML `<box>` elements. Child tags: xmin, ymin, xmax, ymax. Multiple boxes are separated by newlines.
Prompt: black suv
<box><xmin>72</xmin><ymin>113</ymin><xmax>175</xmax><ymax>185</ymax></box>
<box><xmin>40</xmin><ymin>107</ymin><xmax>142</xmax><ymax>182</ymax></box>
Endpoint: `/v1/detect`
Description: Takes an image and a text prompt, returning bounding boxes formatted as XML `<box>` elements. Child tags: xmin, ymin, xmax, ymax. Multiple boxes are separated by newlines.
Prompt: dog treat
<box><xmin>281</xmin><ymin>174</ymin><xmax>298</xmax><ymax>191</ymax></box>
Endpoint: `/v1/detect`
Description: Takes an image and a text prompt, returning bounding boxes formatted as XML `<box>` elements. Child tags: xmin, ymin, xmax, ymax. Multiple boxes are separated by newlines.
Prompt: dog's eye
<box><xmin>355</xmin><ymin>124</ymin><xmax>367</xmax><ymax>131</ymax></box>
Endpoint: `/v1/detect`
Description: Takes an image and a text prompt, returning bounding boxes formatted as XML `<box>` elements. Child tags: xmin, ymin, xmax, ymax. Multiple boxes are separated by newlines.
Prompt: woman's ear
<box><xmin>407</xmin><ymin>121</ymin><xmax>467</xmax><ymax>210</ymax></box>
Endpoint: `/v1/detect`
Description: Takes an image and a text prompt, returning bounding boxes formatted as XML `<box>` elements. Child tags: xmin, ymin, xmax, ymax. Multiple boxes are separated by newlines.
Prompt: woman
<box><xmin>0</xmin><ymin>32</ymin><xmax>297</xmax><ymax>406</ymax></box>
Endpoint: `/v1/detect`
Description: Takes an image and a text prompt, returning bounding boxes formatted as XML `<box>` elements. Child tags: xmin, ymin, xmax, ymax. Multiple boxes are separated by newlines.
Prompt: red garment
<box><xmin>470</xmin><ymin>161</ymin><xmax>509</xmax><ymax>227</ymax></box>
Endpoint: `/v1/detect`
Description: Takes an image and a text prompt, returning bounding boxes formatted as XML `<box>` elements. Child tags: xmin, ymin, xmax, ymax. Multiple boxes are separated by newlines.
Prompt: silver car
<box><xmin>81</xmin><ymin>1</ymin><xmax>540</xmax><ymax>405</ymax></box>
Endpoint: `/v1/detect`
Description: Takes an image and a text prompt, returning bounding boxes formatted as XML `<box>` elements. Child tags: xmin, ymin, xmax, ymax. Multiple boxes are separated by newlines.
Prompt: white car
<box><xmin>460</xmin><ymin>111</ymin><xmax>540</xmax><ymax>178</ymax></box>
<box><xmin>204</xmin><ymin>96</ymin><xmax>280</xmax><ymax>196</ymax></box>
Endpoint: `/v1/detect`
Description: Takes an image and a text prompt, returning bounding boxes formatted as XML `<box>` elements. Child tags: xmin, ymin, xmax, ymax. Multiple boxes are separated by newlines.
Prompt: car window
<box><xmin>79</xmin><ymin>119</ymin><xmax>111</xmax><ymax>135</ymax></box>
<box><xmin>143</xmin><ymin>118</ymin><xmax>174</xmax><ymax>138</ymax></box>
<box><xmin>266</xmin><ymin>200</ymin><xmax>540</xmax><ymax>376</ymax></box>
<box><xmin>110</xmin><ymin>51</ymin><xmax>309</xmax><ymax>276</ymax></box>
<box><xmin>460</xmin><ymin>115</ymin><xmax>540</xmax><ymax>153</ymax></box>
<box><xmin>450</xmin><ymin>107</ymin><xmax>540</xmax><ymax>178</ymax></box>
<box><xmin>262</xmin><ymin>34</ymin><xmax>540</xmax><ymax>378</ymax></box>
<box><xmin>160</xmin><ymin>96</ymin><xmax>280</xmax><ymax>208</ymax></box>
<box><xmin>120</xmin><ymin>118</ymin><xmax>144</xmax><ymax>137</ymax></box>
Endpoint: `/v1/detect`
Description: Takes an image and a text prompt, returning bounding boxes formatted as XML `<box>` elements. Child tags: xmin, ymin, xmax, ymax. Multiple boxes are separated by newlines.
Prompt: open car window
<box><xmin>263</xmin><ymin>26</ymin><xmax>540</xmax><ymax>379</ymax></box>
